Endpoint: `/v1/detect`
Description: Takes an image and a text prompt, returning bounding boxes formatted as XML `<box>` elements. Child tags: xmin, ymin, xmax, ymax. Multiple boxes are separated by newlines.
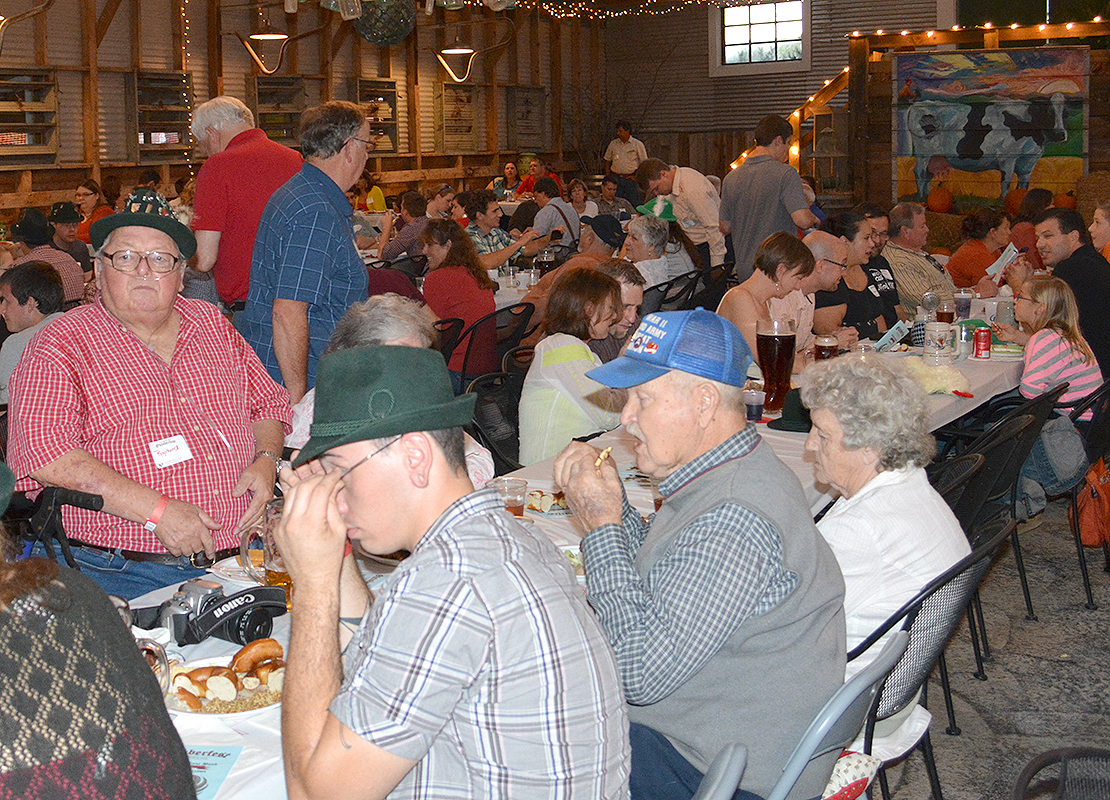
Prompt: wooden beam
<box><xmin>847</xmin><ymin>36</ymin><xmax>870</xmax><ymax>202</ymax></box>
<box><xmin>206</xmin><ymin>0</ymin><xmax>222</xmax><ymax>96</ymax></box>
<box><xmin>405</xmin><ymin>16</ymin><xmax>420</xmax><ymax>157</ymax></box>
<box><xmin>172</xmin><ymin>0</ymin><xmax>185</xmax><ymax>72</ymax></box>
<box><xmin>95</xmin><ymin>0</ymin><xmax>124</xmax><ymax>47</ymax></box>
<box><xmin>551</xmin><ymin>16</ymin><xmax>562</xmax><ymax>158</ymax></box>
<box><xmin>484</xmin><ymin>9</ymin><xmax>498</xmax><ymax>153</ymax></box>
<box><xmin>34</xmin><ymin>7</ymin><xmax>47</xmax><ymax>62</ymax></box>
<box><xmin>81</xmin><ymin>0</ymin><xmax>100</xmax><ymax>171</ymax></box>
<box><xmin>529</xmin><ymin>11</ymin><xmax>540</xmax><ymax>85</ymax></box>
<box><xmin>130</xmin><ymin>0</ymin><xmax>141</xmax><ymax>67</ymax></box>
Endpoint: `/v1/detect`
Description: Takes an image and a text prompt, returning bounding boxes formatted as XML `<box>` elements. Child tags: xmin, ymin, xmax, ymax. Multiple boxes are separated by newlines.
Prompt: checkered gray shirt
<box><xmin>332</xmin><ymin>489</ymin><xmax>630</xmax><ymax>799</ymax></box>
<box><xmin>582</xmin><ymin>427</ymin><xmax>798</xmax><ymax>704</ymax></box>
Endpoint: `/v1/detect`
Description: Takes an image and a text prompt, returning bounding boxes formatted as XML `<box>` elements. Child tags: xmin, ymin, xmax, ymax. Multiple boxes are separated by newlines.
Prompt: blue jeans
<box><xmin>28</xmin><ymin>540</ymin><xmax>207</xmax><ymax>601</ymax></box>
<box><xmin>629</xmin><ymin>723</ymin><xmax>764</xmax><ymax>800</ymax></box>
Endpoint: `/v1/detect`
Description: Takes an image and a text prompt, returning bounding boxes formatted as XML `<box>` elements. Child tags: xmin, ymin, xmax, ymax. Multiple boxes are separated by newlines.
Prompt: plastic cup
<box><xmin>486</xmin><ymin>477</ymin><xmax>528</xmax><ymax>517</ymax></box>
<box><xmin>743</xmin><ymin>389</ymin><xmax>766</xmax><ymax>422</ymax></box>
<box><xmin>954</xmin><ymin>290</ymin><xmax>973</xmax><ymax>321</ymax></box>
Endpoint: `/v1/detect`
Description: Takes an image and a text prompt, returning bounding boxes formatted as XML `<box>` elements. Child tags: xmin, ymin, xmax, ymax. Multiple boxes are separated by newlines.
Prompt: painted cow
<box><xmin>905</xmin><ymin>92</ymin><xmax>1069</xmax><ymax>199</ymax></box>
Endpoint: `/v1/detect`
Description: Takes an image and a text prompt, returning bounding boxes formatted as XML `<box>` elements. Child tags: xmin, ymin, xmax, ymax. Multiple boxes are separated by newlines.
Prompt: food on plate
<box><xmin>900</xmin><ymin>357</ymin><xmax>971</xmax><ymax>395</ymax></box>
<box><xmin>527</xmin><ymin>490</ymin><xmax>568</xmax><ymax>513</ymax></box>
<box><xmin>563</xmin><ymin>548</ymin><xmax>585</xmax><ymax>576</ymax></box>
<box><xmin>887</xmin><ymin>343</ymin><xmax>911</xmax><ymax>352</ymax></box>
<box><xmin>166</xmin><ymin>637</ymin><xmax>285</xmax><ymax>714</ymax></box>
<box><xmin>230</xmin><ymin>636</ymin><xmax>283</xmax><ymax>673</ymax></box>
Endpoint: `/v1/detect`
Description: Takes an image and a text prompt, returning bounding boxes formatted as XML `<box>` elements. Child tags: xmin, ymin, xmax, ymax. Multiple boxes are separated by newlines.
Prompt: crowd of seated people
<box><xmin>8</xmin><ymin>96</ymin><xmax>1110</xmax><ymax>800</ymax></box>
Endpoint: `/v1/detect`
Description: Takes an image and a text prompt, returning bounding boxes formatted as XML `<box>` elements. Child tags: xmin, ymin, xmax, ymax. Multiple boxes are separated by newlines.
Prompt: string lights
<box><xmin>848</xmin><ymin>17</ymin><xmax>1109</xmax><ymax>37</ymax></box>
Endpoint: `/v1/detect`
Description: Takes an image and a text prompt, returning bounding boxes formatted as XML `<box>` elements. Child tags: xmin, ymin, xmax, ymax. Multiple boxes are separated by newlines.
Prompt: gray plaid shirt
<box><xmin>583</xmin><ymin>426</ymin><xmax>797</xmax><ymax>704</ymax></box>
<box><xmin>333</xmin><ymin>489</ymin><xmax>630</xmax><ymax>799</ymax></box>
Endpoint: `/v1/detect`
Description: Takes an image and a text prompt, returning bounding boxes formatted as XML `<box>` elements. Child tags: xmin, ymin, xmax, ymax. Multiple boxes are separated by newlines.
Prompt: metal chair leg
<box><xmin>920</xmin><ymin>729</ymin><xmax>946</xmax><ymax>800</ymax></box>
<box><xmin>1011</xmin><ymin>528</ymin><xmax>1037</xmax><ymax>621</ymax></box>
<box><xmin>973</xmin><ymin>590</ymin><xmax>992</xmax><ymax>661</ymax></box>
<box><xmin>966</xmin><ymin>601</ymin><xmax>988</xmax><ymax>682</ymax></box>
<box><xmin>877</xmin><ymin>764</ymin><xmax>892</xmax><ymax>800</ymax></box>
<box><xmin>937</xmin><ymin>651</ymin><xmax>960</xmax><ymax>735</ymax></box>
<box><xmin>1069</xmin><ymin>495</ymin><xmax>1098</xmax><ymax>610</ymax></box>
<box><xmin>1103</xmin><ymin>541</ymin><xmax>1110</xmax><ymax>573</ymax></box>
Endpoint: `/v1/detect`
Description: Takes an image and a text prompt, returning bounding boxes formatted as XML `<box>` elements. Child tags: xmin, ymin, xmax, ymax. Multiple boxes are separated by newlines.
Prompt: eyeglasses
<box><xmin>102</xmin><ymin>250</ymin><xmax>180</xmax><ymax>274</ymax></box>
<box><xmin>75</xmin><ymin>191</ymin><xmax>96</xmax><ymax>199</ymax></box>
<box><xmin>347</xmin><ymin>136</ymin><xmax>373</xmax><ymax>153</ymax></box>
<box><xmin>1014</xmin><ymin>293</ymin><xmax>1031</xmax><ymax>302</ymax></box>
<box><xmin>823</xmin><ymin>258</ymin><xmax>848</xmax><ymax>270</ymax></box>
<box><xmin>338</xmin><ymin>436</ymin><xmax>401</xmax><ymax>482</ymax></box>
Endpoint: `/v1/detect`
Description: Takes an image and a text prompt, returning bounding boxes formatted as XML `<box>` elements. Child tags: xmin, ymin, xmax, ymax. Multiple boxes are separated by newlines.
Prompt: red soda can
<box><xmin>973</xmin><ymin>327</ymin><xmax>991</xmax><ymax>359</ymax></box>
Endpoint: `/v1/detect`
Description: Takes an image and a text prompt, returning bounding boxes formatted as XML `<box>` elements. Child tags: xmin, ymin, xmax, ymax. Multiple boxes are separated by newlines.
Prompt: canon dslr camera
<box><xmin>152</xmin><ymin>578</ymin><xmax>287</xmax><ymax>646</ymax></box>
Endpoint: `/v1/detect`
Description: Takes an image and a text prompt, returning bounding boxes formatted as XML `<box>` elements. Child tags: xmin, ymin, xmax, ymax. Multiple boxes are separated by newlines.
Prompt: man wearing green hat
<box><xmin>8</xmin><ymin>188</ymin><xmax>291</xmax><ymax>600</ymax></box>
<box><xmin>275</xmin><ymin>344</ymin><xmax>629</xmax><ymax>800</ymax></box>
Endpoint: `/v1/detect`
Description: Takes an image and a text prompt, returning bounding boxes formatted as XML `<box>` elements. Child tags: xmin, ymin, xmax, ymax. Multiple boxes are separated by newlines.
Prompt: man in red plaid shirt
<box><xmin>8</xmin><ymin>190</ymin><xmax>292</xmax><ymax>599</ymax></box>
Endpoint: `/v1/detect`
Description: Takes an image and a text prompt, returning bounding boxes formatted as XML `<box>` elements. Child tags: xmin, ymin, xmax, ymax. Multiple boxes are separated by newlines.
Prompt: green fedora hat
<box><xmin>90</xmin><ymin>187</ymin><xmax>196</xmax><ymax>260</ymax></box>
<box><xmin>766</xmin><ymin>388</ymin><xmax>812</xmax><ymax>433</ymax></box>
<box><xmin>293</xmin><ymin>345</ymin><xmax>476</xmax><ymax>466</ymax></box>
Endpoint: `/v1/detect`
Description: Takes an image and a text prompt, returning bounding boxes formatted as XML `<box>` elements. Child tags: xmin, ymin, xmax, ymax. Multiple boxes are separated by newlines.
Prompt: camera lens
<box><xmin>233</xmin><ymin>608</ymin><xmax>274</xmax><ymax>645</ymax></box>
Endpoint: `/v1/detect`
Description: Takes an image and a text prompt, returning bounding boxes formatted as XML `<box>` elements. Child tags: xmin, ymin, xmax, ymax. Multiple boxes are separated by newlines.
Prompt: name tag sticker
<box><xmin>150</xmin><ymin>435</ymin><xmax>193</xmax><ymax>468</ymax></box>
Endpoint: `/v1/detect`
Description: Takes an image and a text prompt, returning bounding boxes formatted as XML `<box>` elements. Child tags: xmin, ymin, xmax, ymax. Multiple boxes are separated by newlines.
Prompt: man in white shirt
<box><xmin>604</xmin><ymin>121</ymin><xmax>648</xmax><ymax>206</ymax></box>
<box><xmin>634</xmin><ymin>158</ymin><xmax>725</xmax><ymax>268</ymax></box>
<box><xmin>0</xmin><ymin>261</ymin><xmax>65</xmax><ymax>403</ymax></box>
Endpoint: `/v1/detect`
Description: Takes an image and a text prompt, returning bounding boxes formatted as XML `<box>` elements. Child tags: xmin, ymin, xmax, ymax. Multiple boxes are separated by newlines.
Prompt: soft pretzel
<box><xmin>230</xmin><ymin>637</ymin><xmax>283</xmax><ymax>673</ymax></box>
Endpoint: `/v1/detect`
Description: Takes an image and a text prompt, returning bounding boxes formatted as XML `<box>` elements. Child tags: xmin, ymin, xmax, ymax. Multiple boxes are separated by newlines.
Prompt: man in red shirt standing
<box><xmin>191</xmin><ymin>96</ymin><xmax>302</xmax><ymax>324</ymax></box>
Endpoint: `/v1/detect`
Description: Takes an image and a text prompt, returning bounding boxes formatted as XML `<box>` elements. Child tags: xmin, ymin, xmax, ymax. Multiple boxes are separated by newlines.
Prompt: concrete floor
<box><xmin>881</xmin><ymin>498</ymin><xmax>1110</xmax><ymax>799</ymax></box>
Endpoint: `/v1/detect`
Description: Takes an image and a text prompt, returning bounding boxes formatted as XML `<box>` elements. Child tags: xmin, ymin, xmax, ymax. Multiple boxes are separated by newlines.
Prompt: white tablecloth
<box><xmin>132</xmin><ymin>578</ymin><xmax>291</xmax><ymax>800</ymax></box>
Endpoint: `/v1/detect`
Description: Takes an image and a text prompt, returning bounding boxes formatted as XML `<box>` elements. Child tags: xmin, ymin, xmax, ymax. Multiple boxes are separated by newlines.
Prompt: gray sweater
<box><xmin>629</xmin><ymin>436</ymin><xmax>846</xmax><ymax>800</ymax></box>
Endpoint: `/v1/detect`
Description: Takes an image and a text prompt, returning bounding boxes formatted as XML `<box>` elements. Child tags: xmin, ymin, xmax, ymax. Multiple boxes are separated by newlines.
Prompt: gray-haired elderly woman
<box><xmin>800</xmin><ymin>356</ymin><xmax>969</xmax><ymax>678</ymax></box>
<box><xmin>623</xmin><ymin>214</ymin><xmax>670</xmax><ymax>287</ymax></box>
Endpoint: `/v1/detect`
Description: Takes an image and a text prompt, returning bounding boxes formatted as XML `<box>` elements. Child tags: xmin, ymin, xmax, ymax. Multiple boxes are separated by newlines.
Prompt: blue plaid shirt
<box><xmin>582</xmin><ymin>426</ymin><xmax>797</xmax><ymax>704</ymax></box>
<box><xmin>241</xmin><ymin>163</ymin><xmax>368</xmax><ymax>388</ymax></box>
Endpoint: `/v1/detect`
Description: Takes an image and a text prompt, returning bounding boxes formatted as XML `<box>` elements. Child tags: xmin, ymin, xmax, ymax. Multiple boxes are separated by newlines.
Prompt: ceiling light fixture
<box><xmin>434</xmin><ymin>17</ymin><xmax>515</xmax><ymax>83</ymax></box>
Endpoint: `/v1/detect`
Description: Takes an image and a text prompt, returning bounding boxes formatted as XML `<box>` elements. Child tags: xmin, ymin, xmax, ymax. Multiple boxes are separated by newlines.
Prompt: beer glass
<box><xmin>756</xmin><ymin>319</ymin><xmax>796</xmax><ymax>413</ymax></box>
<box><xmin>813</xmin><ymin>334</ymin><xmax>839</xmax><ymax>361</ymax></box>
<box><xmin>239</xmin><ymin>498</ymin><xmax>293</xmax><ymax>611</ymax></box>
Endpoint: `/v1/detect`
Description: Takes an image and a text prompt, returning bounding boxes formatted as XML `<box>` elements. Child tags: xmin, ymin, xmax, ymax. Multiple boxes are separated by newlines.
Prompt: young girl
<box><xmin>993</xmin><ymin>275</ymin><xmax>1103</xmax><ymax>505</ymax></box>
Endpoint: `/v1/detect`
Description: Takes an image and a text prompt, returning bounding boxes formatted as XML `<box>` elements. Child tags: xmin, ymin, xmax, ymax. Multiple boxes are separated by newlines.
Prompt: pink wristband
<box><xmin>144</xmin><ymin>495</ymin><xmax>170</xmax><ymax>533</ymax></box>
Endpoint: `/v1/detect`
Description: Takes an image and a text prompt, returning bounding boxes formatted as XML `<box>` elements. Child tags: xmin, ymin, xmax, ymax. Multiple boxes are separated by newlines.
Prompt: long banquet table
<box><xmin>138</xmin><ymin>352</ymin><xmax>1022</xmax><ymax>798</ymax></box>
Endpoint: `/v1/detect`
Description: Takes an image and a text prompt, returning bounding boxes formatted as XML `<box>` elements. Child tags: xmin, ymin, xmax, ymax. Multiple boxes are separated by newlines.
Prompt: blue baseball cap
<box><xmin>587</xmin><ymin>309</ymin><xmax>753</xmax><ymax>389</ymax></box>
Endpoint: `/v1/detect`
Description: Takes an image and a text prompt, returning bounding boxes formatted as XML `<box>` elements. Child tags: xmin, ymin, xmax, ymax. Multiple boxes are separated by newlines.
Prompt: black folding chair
<box><xmin>501</xmin><ymin>345</ymin><xmax>534</xmax><ymax>376</ymax></box>
<box><xmin>465</xmin><ymin>371</ymin><xmax>527</xmax><ymax>475</ymax></box>
<box><xmin>456</xmin><ymin>303</ymin><xmax>535</xmax><ymax>391</ymax></box>
<box><xmin>641</xmin><ymin>271</ymin><xmax>699</xmax><ymax>315</ymax></box>
<box><xmin>851</xmin><ymin>517</ymin><xmax>1015</xmax><ymax>800</ymax></box>
<box><xmin>1065</xmin><ymin>379</ymin><xmax>1110</xmax><ymax>609</ymax></box>
<box><xmin>1012</xmin><ymin>747</ymin><xmax>1110</xmax><ymax>799</ymax></box>
<box><xmin>433</xmin><ymin>317</ymin><xmax>464</xmax><ymax>366</ymax></box>
<box><xmin>926</xmin><ymin>453</ymin><xmax>984</xmax><ymax>509</ymax></box>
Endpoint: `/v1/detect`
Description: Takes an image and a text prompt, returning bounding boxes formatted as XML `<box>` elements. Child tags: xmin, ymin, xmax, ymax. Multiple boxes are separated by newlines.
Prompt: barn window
<box><xmin>709</xmin><ymin>0</ymin><xmax>810</xmax><ymax>77</ymax></box>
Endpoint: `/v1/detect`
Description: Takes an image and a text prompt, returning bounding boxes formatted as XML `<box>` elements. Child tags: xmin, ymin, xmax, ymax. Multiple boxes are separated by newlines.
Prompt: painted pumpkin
<box><xmin>927</xmin><ymin>184</ymin><xmax>953</xmax><ymax>214</ymax></box>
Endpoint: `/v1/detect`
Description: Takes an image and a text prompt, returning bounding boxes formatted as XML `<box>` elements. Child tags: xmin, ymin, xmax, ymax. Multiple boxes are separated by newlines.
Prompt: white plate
<box><xmin>166</xmin><ymin>656</ymin><xmax>282</xmax><ymax>720</ymax></box>
<box><xmin>208</xmin><ymin>555</ymin><xmax>261</xmax><ymax>587</ymax></box>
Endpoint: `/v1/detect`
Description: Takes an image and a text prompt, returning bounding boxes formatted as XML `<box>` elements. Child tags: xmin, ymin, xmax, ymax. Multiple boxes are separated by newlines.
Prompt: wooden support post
<box><xmin>847</xmin><ymin>36</ymin><xmax>870</xmax><ymax>203</ymax></box>
<box><xmin>551</xmin><ymin>16</ymin><xmax>562</xmax><ymax>159</ymax></box>
<box><xmin>790</xmin><ymin>107</ymin><xmax>801</xmax><ymax>171</ymax></box>
<box><xmin>81</xmin><ymin>0</ymin><xmax>100</xmax><ymax>173</ymax></box>
<box><xmin>406</xmin><ymin>17</ymin><xmax>420</xmax><ymax>158</ymax></box>
<box><xmin>484</xmin><ymin>10</ymin><xmax>499</xmax><ymax>154</ymax></box>
<box><xmin>206</xmin><ymin>0</ymin><xmax>222</xmax><ymax>97</ymax></box>
<box><xmin>984</xmin><ymin>29</ymin><xmax>999</xmax><ymax>48</ymax></box>
<box><xmin>172</xmin><ymin>0</ymin><xmax>185</xmax><ymax>72</ymax></box>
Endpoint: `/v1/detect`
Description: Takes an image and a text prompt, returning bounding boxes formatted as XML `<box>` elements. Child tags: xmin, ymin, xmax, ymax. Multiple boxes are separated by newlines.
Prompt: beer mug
<box><xmin>239</xmin><ymin>498</ymin><xmax>293</xmax><ymax>611</ymax></box>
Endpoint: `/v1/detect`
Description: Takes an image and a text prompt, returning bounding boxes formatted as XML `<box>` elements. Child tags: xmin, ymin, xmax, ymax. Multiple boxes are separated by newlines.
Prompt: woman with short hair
<box><xmin>716</xmin><ymin>232</ymin><xmax>816</xmax><ymax>357</ymax></box>
<box><xmin>567</xmin><ymin>179</ymin><xmax>599</xmax><ymax>220</ymax></box>
<box><xmin>518</xmin><ymin>267</ymin><xmax>624</xmax><ymax>465</ymax></box>
<box><xmin>800</xmin><ymin>356</ymin><xmax>969</xmax><ymax>676</ymax></box>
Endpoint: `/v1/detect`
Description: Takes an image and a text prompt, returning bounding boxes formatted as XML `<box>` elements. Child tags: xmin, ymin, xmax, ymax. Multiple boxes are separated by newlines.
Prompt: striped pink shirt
<box><xmin>1020</xmin><ymin>328</ymin><xmax>1102</xmax><ymax>419</ymax></box>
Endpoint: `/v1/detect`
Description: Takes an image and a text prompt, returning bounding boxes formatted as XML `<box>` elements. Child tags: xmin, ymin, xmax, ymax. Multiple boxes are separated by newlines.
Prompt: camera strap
<box><xmin>180</xmin><ymin>586</ymin><xmax>287</xmax><ymax>646</ymax></box>
<box><xmin>132</xmin><ymin>586</ymin><xmax>287</xmax><ymax>646</ymax></box>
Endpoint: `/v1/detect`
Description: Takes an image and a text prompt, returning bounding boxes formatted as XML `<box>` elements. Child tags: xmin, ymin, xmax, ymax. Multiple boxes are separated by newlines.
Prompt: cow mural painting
<box><xmin>893</xmin><ymin>48</ymin><xmax>1088</xmax><ymax>207</ymax></box>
